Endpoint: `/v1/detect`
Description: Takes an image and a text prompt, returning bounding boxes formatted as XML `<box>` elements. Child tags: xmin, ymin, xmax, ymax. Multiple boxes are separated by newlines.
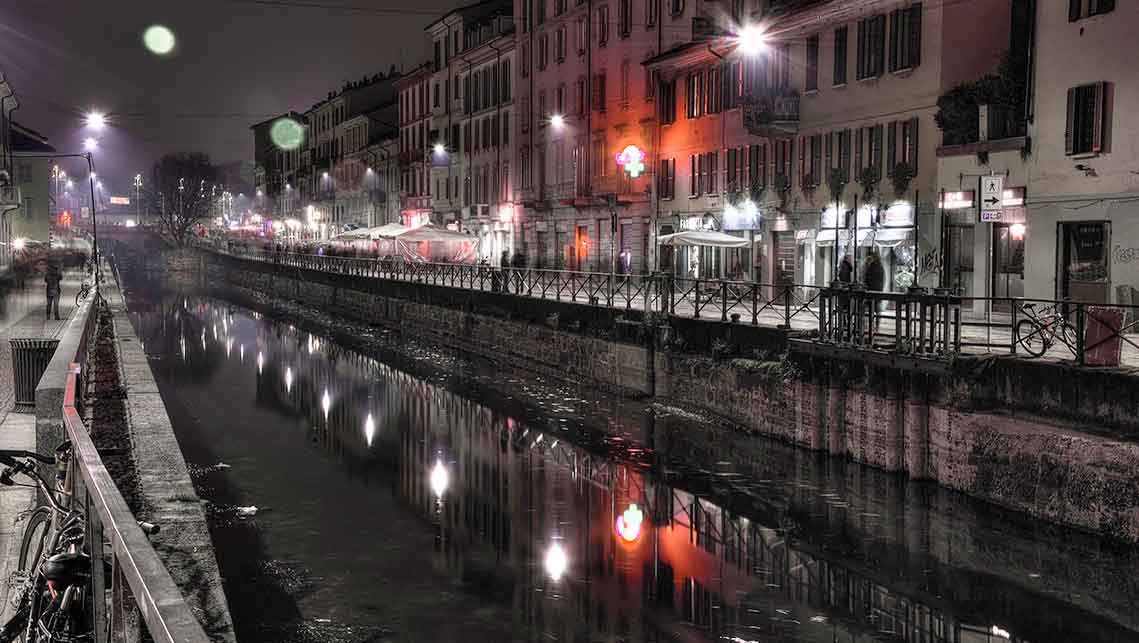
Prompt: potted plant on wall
<box><xmin>857</xmin><ymin>166</ymin><xmax>880</xmax><ymax>201</ymax></box>
<box><xmin>890</xmin><ymin>162</ymin><xmax>914</xmax><ymax>198</ymax></box>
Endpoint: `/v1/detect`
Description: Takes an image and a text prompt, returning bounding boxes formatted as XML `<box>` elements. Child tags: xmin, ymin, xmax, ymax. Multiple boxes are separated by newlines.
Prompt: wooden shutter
<box><xmin>854</xmin><ymin>128</ymin><xmax>863</xmax><ymax>172</ymax></box>
<box><xmin>1064</xmin><ymin>87</ymin><xmax>1076</xmax><ymax>155</ymax></box>
<box><xmin>889</xmin><ymin>9</ymin><xmax>901</xmax><ymax>72</ymax></box>
<box><xmin>799</xmin><ymin>136</ymin><xmax>807</xmax><ymax>187</ymax></box>
<box><xmin>887</xmin><ymin>121</ymin><xmax>897</xmax><ymax>175</ymax></box>
<box><xmin>1069</xmin><ymin>0</ymin><xmax>1082</xmax><ymax>21</ymax></box>
<box><xmin>1092</xmin><ymin>81</ymin><xmax>1106</xmax><ymax>153</ymax></box>
<box><xmin>908</xmin><ymin>117</ymin><xmax>919</xmax><ymax>172</ymax></box>
<box><xmin>856</xmin><ymin>20</ymin><xmax>866</xmax><ymax>79</ymax></box>
<box><xmin>843</xmin><ymin>129</ymin><xmax>852</xmax><ymax>179</ymax></box>
<box><xmin>825</xmin><ymin>132</ymin><xmax>832</xmax><ymax>171</ymax></box>
<box><xmin>909</xmin><ymin>4</ymin><xmax>922</xmax><ymax>68</ymax></box>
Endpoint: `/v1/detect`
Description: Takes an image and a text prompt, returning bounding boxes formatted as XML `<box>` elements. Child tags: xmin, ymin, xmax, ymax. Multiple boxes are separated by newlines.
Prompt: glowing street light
<box><xmin>83</xmin><ymin>137</ymin><xmax>98</xmax><ymax>152</ymax></box>
<box><xmin>545</xmin><ymin>543</ymin><xmax>568</xmax><ymax>581</ymax></box>
<box><xmin>736</xmin><ymin>25</ymin><xmax>767</xmax><ymax>56</ymax></box>
<box><xmin>430</xmin><ymin>459</ymin><xmax>449</xmax><ymax>498</ymax></box>
<box><xmin>433</xmin><ymin>142</ymin><xmax>446</xmax><ymax>155</ymax></box>
<box><xmin>550</xmin><ymin>114</ymin><xmax>565</xmax><ymax>129</ymax></box>
<box><xmin>85</xmin><ymin>112</ymin><xmax>106</xmax><ymax>130</ymax></box>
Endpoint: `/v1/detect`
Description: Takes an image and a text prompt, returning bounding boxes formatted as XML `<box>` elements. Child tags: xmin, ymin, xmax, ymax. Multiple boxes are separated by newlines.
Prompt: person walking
<box><xmin>44</xmin><ymin>262</ymin><xmax>63</xmax><ymax>321</ymax></box>
<box><xmin>862</xmin><ymin>250</ymin><xmax>886</xmax><ymax>334</ymax></box>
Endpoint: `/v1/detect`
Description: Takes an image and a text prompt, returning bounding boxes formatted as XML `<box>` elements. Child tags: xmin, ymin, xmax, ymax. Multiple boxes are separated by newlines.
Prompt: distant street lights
<box><xmin>85</xmin><ymin>111</ymin><xmax>106</xmax><ymax>130</ymax></box>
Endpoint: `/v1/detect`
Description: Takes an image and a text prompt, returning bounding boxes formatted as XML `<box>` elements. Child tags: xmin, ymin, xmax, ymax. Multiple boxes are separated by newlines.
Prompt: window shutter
<box><xmin>887</xmin><ymin>121</ymin><xmax>897</xmax><ymax>175</ymax></box>
<box><xmin>799</xmin><ymin>136</ymin><xmax>807</xmax><ymax>187</ymax></box>
<box><xmin>1068</xmin><ymin>0</ymin><xmax>1081</xmax><ymax>21</ymax></box>
<box><xmin>909</xmin><ymin>5</ymin><xmax>922</xmax><ymax>68</ymax></box>
<box><xmin>843</xmin><ymin>129</ymin><xmax>852</xmax><ymax>179</ymax></box>
<box><xmin>824</xmin><ymin>132</ymin><xmax>832</xmax><ymax>171</ymax></box>
<box><xmin>1092</xmin><ymin>81</ymin><xmax>1106</xmax><ymax>153</ymax></box>
<box><xmin>856</xmin><ymin>21</ymin><xmax>866</xmax><ymax>79</ymax></box>
<box><xmin>1064</xmin><ymin>88</ymin><xmax>1076</xmax><ymax>155</ymax></box>
<box><xmin>908</xmin><ymin>117</ymin><xmax>919</xmax><ymax>172</ymax></box>
<box><xmin>889</xmin><ymin>9</ymin><xmax>901</xmax><ymax>72</ymax></box>
<box><xmin>854</xmin><ymin>128</ymin><xmax>862</xmax><ymax>172</ymax></box>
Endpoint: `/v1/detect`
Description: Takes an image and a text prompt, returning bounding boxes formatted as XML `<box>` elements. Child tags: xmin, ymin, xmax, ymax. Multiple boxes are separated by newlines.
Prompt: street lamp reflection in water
<box><xmin>257</xmin><ymin>351</ymin><xmax>264</xmax><ymax>374</ymax></box>
<box><xmin>285</xmin><ymin>367</ymin><xmax>293</xmax><ymax>393</ymax></box>
<box><xmin>430</xmin><ymin>460</ymin><xmax>449</xmax><ymax>498</ymax></box>
<box><xmin>545</xmin><ymin>543</ymin><xmax>568</xmax><ymax>582</ymax></box>
<box><xmin>322</xmin><ymin>389</ymin><xmax>331</xmax><ymax>419</ymax></box>
<box><xmin>364</xmin><ymin>414</ymin><xmax>375</xmax><ymax>447</ymax></box>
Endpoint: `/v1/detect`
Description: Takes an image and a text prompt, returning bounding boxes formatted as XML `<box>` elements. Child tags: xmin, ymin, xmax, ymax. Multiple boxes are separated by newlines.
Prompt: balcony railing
<box><xmin>0</xmin><ymin>185</ymin><xmax>21</xmax><ymax>207</ymax></box>
<box><xmin>742</xmin><ymin>89</ymin><xmax>800</xmax><ymax>137</ymax></box>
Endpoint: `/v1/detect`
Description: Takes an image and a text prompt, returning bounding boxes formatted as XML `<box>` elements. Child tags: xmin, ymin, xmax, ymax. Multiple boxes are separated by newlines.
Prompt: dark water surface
<box><xmin>122</xmin><ymin>289</ymin><xmax>1139</xmax><ymax>643</ymax></box>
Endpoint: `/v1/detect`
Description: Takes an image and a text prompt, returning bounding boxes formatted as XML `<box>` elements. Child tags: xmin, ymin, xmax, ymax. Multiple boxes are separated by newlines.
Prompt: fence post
<box><xmin>1009</xmin><ymin>303</ymin><xmax>1018</xmax><ymax>355</ymax></box>
<box><xmin>693</xmin><ymin>280</ymin><xmax>700</xmax><ymax>319</ymax></box>
<box><xmin>782</xmin><ymin>286</ymin><xmax>791</xmax><ymax>329</ymax></box>
<box><xmin>720</xmin><ymin>281</ymin><xmax>728</xmax><ymax>322</ymax></box>
<box><xmin>751</xmin><ymin>286</ymin><xmax>759</xmax><ymax>325</ymax></box>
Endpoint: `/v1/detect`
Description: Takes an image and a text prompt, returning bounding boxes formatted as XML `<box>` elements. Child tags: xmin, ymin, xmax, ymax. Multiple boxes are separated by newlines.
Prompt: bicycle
<box><xmin>1014</xmin><ymin>302</ymin><xmax>1079</xmax><ymax>358</ymax></box>
<box><xmin>0</xmin><ymin>443</ymin><xmax>157</xmax><ymax>643</ymax></box>
<box><xmin>73</xmin><ymin>283</ymin><xmax>91</xmax><ymax>309</ymax></box>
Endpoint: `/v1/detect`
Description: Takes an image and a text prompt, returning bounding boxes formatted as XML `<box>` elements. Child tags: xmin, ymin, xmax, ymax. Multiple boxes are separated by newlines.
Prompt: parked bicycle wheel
<box><xmin>0</xmin><ymin>507</ymin><xmax>51</xmax><ymax>643</ymax></box>
<box><xmin>1015</xmin><ymin>319</ymin><xmax>1048</xmax><ymax>357</ymax></box>
<box><xmin>74</xmin><ymin>285</ymin><xmax>90</xmax><ymax>308</ymax></box>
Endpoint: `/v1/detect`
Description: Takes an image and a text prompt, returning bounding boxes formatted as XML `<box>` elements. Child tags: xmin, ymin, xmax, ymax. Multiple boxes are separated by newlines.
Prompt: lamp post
<box><xmin>134</xmin><ymin>173</ymin><xmax>142</xmax><ymax>222</ymax></box>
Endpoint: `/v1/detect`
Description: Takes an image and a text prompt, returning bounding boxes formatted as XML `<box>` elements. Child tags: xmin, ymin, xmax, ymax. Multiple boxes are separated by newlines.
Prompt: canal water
<box><xmin>122</xmin><ymin>289</ymin><xmax>1139</xmax><ymax>643</ymax></box>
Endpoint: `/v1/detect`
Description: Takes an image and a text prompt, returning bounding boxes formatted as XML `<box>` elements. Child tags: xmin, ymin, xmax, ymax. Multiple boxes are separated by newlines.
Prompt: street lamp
<box><xmin>85</xmin><ymin>111</ymin><xmax>106</xmax><ymax>130</ymax></box>
<box><xmin>736</xmin><ymin>25</ymin><xmax>767</xmax><ymax>56</ymax></box>
<box><xmin>550</xmin><ymin>114</ymin><xmax>565</xmax><ymax>129</ymax></box>
<box><xmin>83</xmin><ymin>137</ymin><xmax>98</xmax><ymax>152</ymax></box>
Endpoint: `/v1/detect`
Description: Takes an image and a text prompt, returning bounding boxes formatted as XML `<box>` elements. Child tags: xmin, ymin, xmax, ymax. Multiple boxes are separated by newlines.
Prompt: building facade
<box><xmin>11</xmin><ymin>123</ymin><xmax>55</xmax><ymax>245</ymax></box>
<box><xmin>396</xmin><ymin>64</ymin><xmax>434</xmax><ymax>229</ymax></box>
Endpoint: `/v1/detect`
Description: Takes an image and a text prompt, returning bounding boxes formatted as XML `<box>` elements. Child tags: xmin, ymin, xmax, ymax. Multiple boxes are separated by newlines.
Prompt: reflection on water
<box><xmin>127</xmin><ymin>294</ymin><xmax>1139</xmax><ymax>643</ymax></box>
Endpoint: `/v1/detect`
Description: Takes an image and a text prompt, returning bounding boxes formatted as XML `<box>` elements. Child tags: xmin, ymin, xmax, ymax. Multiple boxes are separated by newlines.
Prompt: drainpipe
<box><xmin>489</xmin><ymin>39</ymin><xmax>507</xmax><ymax>261</ymax></box>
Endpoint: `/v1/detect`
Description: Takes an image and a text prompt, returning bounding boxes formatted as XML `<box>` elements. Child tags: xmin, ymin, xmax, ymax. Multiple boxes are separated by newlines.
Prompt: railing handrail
<box><xmin>63</xmin><ymin>359</ymin><xmax>210</xmax><ymax>641</ymax></box>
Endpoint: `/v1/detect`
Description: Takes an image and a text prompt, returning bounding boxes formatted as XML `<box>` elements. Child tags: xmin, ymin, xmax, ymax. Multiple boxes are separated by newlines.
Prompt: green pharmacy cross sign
<box><xmin>616</xmin><ymin>144</ymin><xmax>646</xmax><ymax>179</ymax></box>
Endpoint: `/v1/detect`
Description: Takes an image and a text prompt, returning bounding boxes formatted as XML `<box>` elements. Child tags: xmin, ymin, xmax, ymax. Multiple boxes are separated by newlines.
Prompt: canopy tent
<box><xmin>871</xmin><ymin>227</ymin><xmax>913</xmax><ymax>248</ymax></box>
<box><xmin>370</xmin><ymin>223</ymin><xmax>412</xmax><ymax>239</ymax></box>
<box><xmin>331</xmin><ymin>228</ymin><xmax>373</xmax><ymax>241</ymax></box>
<box><xmin>658</xmin><ymin>230</ymin><xmax>751</xmax><ymax>248</ymax></box>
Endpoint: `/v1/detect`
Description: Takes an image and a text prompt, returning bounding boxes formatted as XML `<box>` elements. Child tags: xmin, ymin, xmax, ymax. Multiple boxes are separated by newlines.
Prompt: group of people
<box><xmin>836</xmin><ymin>250</ymin><xmax>888</xmax><ymax>333</ymax></box>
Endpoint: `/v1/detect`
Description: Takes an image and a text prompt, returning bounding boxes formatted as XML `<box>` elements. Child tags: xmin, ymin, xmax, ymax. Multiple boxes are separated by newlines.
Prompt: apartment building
<box><xmin>514</xmin><ymin>0</ymin><xmax>673</xmax><ymax>271</ymax></box>
<box><xmin>396</xmin><ymin>64</ymin><xmax>434</xmax><ymax>227</ymax></box>
<box><xmin>426</xmin><ymin>0</ymin><xmax>517</xmax><ymax>264</ymax></box>
<box><xmin>1022</xmin><ymin>0</ymin><xmax>1135</xmax><ymax>306</ymax></box>
<box><xmin>11</xmin><ymin>122</ymin><xmax>56</xmax><ymax>245</ymax></box>
<box><xmin>339</xmin><ymin>102</ymin><xmax>400</xmax><ymax>228</ymax></box>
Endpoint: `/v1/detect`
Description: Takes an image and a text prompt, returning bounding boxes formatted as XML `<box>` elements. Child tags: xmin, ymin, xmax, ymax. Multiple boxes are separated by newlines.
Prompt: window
<box><xmin>576</xmin><ymin>77</ymin><xmax>587</xmax><ymax>116</ymax></box>
<box><xmin>669</xmin><ymin>0</ymin><xmax>683</xmax><ymax>16</ymax></box>
<box><xmin>645</xmin><ymin>68</ymin><xmax>656</xmax><ymax>100</ymax></box>
<box><xmin>689</xmin><ymin>154</ymin><xmax>699</xmax><ymax>196</ymax></box>
<box><xmin>706</xmin><ymin>151</ymin><xmax>718</xmax><ymax>193</ymax></box>
<box><xmin>592</xmin><ymin>72</ymin><xmax>607</xmax><ymax>111</ymax></box>
<box><xmin>705</xmin><ymin>66</ymin><xmax>721</xmax><ymax>114</ymax></box>
<box><xmin>747</xmin><ymin>143</ymin><xmax>766</xmax><ymax>187</ymax></box>
<box><xmin>809</xmin><ymin>135</ymin><xmax>822</xmax><ymax>186</ymax></box>
<box><xmin>870</xmin><ymin>124</ymin><xmax>883</xmax><ymax>172</ymax></box>
<box><xmin>886</xmin><ymin>121</ymin><xmax>896</xmax><ymax>174</ymax></box>
<box><xmin>856</xmin><ymin>15</ymin><xmax>886</xmax><ymax>79</ymax></box>
<box><xmin>503</xmin><ymin>113</ymin><xmax>510</xmax><ymax>144</ymax></box>
<box><xmin>659</xmin><ymin>158</ymin><xmax>675</xmax><ymax>198</ymax></box>
<box><xmin>598</xmin><ymin>5</ymin><xmax>609</xmax><ymax>46</ymax></box>
<box><xmin>556</xmin><ymin>26</ymin><xmax>566</xmax><ymax>62</ymax></box>
<box><xmin>646</xmin><ymin>0</ymin><xmax>657</xmax><ymax>27</ymax></box>
<box><xmin>1066</xmin><ymin>82</ymin><xmax>1109</xmax><ymax>155</ymax></box>
<box><xmin>685</xmin><ymin>71</ymin><xmax>703</xmax><ymax>118</ymax></box>
<box><xmin>772</xmin><ymin>43</ymin><xmax>791</xmax><ymax>88</ymax></box>
<box><xmin>538</xmin><ymin>91</ymin><xmax>547</xmax><ymax>124</ymax></box>
<box><xmin>556</xmin><ymin>84</ymin><xmax>567</xmax><ymax>115</ymax></box>
<box><xmin>889</xmin><ymin>4</ymin><xmax>922</xmax><ymax>72</ymax></box>
<box><xmin>659</xmin><ymin>78</ymin><xmax>676</xmax><ymax>124</ymax></box>
<box><xmin>16</xmin><ymin>162</ymin><xmax>32</xmax><ymax>184</ymax></box>
<box><xmin>434</xmin><ymin>40</ymin><xmax>442</xmax><ymax>70</ymax></box>
<box><xmin>556</xmin><ymin>0</ymin><xmax>567</xmax><ymax>15</ymax></box>
<box><xmin>521</xmin><ymin>43</ymin><xmax>530</xmax><ymax>77</ymax></box>
<box><xmin>619</xmin><ymin>0</ymin><xmax>631</xmax><ymax>37</ymax></box>
<box><xmin>1069</xmin><ymin>0</ymin><xmax>1114</xmax><ymax>21</ymax></box>
<box><xmin>501</xmin><ymin>60</ymin><xmax>512</xmax><ymax>101</ymax></box>
<box><xmin>805</xmin><ymin>35</ymin><xmax>819</xmax><ymax>91</ymax></box>
<box><xmin>839</xmin><ymin>129</ymin><xmax>851</xmax><ymax>179</ymax></box>
<box><xmin>901</xmin><ymin>117</ymin><xmax>919</xmax><ymax>170</ymax></box>
<box><xmin>775</xmin><ymin>139</ymin><xmax>793</xmax><ymax>184</ymax></box>
<box><xmin>536</xmin><ymin>0</ymin><xmax>546</xmax><ymax>24</ymax></box>
<box><xmin>538</xmin><ymin>33</ymin><xmax>549</xmax><ymax>70</ymax></box>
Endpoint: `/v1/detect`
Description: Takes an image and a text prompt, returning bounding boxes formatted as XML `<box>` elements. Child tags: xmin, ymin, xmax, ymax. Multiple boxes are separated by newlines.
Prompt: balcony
<box><xmin>591</xmin><ymin>173</ymin><xmax>651</xmax><ymax>203</ymax></box>
<box><xmin>0</xmin><ymin>185</ymin><xmax>19</xmax><ymax>208</ymax></box>
<box><xmin>742</xmin><ymin>89</ymin><xmax>800</xmax><ymax>138</ymax></box>
<box><xmin>400</xmin><ymin>194</ymin><xmax>430</xmax><ymax>211</ymax></box>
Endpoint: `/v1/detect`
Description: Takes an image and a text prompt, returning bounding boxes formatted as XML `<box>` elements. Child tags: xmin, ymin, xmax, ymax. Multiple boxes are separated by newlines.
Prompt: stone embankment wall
<box><xmin>177</xmin><ymin>250</ymin><xmax>1139</xmax><ymax>543</ymax></box>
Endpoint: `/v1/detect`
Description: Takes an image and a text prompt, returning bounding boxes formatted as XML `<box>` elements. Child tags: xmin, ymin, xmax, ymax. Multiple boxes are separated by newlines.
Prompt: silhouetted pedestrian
<box><xmin>44</xmin><ymin>262</ymin><xmax>63</xmax><ymax>320</ymax></box>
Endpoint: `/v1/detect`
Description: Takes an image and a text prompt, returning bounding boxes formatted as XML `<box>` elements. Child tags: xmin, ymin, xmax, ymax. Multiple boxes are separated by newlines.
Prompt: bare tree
<box><xmin>147</xmin><ymin>152</ymin><xmax>220</xmax><ymax>246</ymax></box>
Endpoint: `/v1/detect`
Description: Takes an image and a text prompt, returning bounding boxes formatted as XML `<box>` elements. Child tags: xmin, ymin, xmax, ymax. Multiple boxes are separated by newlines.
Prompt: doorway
<box><xmin>1059</xmin><ymin>221</ymin><xmax>1110</xmax><ymax>304</ymax></box>
<box><xmin>991</xmin><ymin>223</ymin><xmax>1025</xmax><ymax>311</ymax></box>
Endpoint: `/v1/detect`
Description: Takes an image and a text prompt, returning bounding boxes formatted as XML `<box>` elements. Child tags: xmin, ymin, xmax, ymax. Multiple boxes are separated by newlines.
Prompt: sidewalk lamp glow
<box><xmin>736</xmin><ymin>26</ymin><xmax>767</xmax><ymax>56</ymax></box>
<box><xmin>85</xmin><ymin>112</ymin><xmax>106</xmax><ymax>130</ymax></box>
<box><xmin>550</xmin><ymin>114</ymin><xmax>565</xmax><ymax>129</ymax></box>
<box><xmin>12</xmin><ymin>238</ymin><xmax>26</xmax><ymax>251</ymax></box>
<box><xmin>545</xmin><ymin>543</ymin><xmax>568</xmax><ymax>581</ymax></box>
<box><xmin>84</xmin><ymin>137</ymin><xmax>98</xmax><ymax>152</ymax></box>
<box><xmin>430</xmin><ymin>460</ymin><xmax>449</xmax><ymax>497</ymax></box>
<box><xmin>433</xmin><ymin>142</ymin><xmax>446</xmax><ymax>155</ymax></box>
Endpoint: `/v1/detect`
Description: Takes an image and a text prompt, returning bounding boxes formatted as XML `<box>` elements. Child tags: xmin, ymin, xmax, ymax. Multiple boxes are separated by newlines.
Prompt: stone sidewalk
<box><xmin>0</xmin><ymin>273</ymin><xmax>84</xmax><ymax>612</ymax></box>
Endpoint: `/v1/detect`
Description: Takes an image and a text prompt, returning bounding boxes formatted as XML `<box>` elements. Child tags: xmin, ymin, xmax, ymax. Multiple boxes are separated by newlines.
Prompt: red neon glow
<box><xmin>615</xmin><ymin>503</ymin><xmax>644</xmax><ymax>543</ymax></box>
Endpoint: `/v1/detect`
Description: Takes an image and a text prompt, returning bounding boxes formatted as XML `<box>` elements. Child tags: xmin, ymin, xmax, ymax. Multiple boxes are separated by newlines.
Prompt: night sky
<box><xmin>0</xmin><ymin>0</ymin><xmax>459</xmax><ymax>196</ymax></box>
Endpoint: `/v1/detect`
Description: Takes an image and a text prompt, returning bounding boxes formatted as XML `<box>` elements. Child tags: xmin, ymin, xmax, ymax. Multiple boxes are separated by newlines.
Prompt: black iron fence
<box><xmin>207</xmin><ymin>241</ymin><xmax>1139</xmax><ymax>366</ymax></box>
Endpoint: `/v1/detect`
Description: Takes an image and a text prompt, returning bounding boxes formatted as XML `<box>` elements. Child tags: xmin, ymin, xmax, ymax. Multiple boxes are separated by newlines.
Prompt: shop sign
<box><xmin>980</xmin><ymin>175</ymin><xmax>1004</xmax><ymax>222</ymax></box>
<box><xmin>939</xmin><ymin>190</ymin><xmax>974</xmax><ymax>209</ymax></box>
<box><xmin>882</xmin><ymin>202</ymin><xmax>914</xmax><ymax>226</ymax></box>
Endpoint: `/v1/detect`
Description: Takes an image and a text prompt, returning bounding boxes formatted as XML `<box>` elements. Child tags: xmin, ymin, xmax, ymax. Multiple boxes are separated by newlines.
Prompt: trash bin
<box><xmin>1084</xmin><ymin>306</ymin><xmax>1125</xmax><ymax>366</ymax></box>
<box><xmin>10</xmin><ymin>338</ymin><xmax>60</xmax><ymax>408</ymax></box>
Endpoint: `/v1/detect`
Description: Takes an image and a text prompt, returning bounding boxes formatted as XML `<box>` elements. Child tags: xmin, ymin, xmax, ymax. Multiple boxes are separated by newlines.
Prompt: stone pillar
<box><xmin>904</xmin><ymin>375</ymin><xmax>930</xmax><ymax>480</ymax></box>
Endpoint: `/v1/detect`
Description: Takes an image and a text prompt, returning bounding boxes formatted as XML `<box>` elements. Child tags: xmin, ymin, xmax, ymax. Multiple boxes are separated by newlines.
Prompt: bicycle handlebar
<box><xmin>0</xmin><ymin>449</ymin><xmax>55</xmax><ymax>466</ymax></box>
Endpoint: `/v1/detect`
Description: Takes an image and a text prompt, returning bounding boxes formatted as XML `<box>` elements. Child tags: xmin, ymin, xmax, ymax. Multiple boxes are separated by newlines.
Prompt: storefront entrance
<box><xmin>991</xmin><ymin>223</ymin><xmax>1025</xmax><ymax>310</ymax></box>
<box><xmin>1059</xmin><ymin>221</ymin><xmax>1110</xmax><ymax>304</ymax></box>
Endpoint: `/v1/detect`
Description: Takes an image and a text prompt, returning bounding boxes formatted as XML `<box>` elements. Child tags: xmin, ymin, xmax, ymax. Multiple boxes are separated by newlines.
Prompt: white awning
<box><xmin>873</xmin><ymin>227</ymin><xmax>913</xmax><ymax>248</ymax></box>
<box><xmin>815</xmin><ymin>229</ymin><xmax>872</xmax><ymax>247</ymax></box>
<box><xmin>400</xmin><ymin>223</ymin><xmax>476</xmax><ymax>243</ymax></box>
<box><xmin>658</xmin><ymin>230</ymin><xmax>751</xmax><ymax>248</ymax></box>
<box><xmin>370</xmin><ymin>223</ymin><xmax>412</xmax><ymax>239</ymax></box>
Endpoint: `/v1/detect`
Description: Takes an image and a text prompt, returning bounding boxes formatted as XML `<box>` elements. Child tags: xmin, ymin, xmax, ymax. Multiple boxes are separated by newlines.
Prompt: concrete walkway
<box><xmin>0</xmin><ymin>272</ymin><xmax>84</xmax><ymax>613</ymax></box>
